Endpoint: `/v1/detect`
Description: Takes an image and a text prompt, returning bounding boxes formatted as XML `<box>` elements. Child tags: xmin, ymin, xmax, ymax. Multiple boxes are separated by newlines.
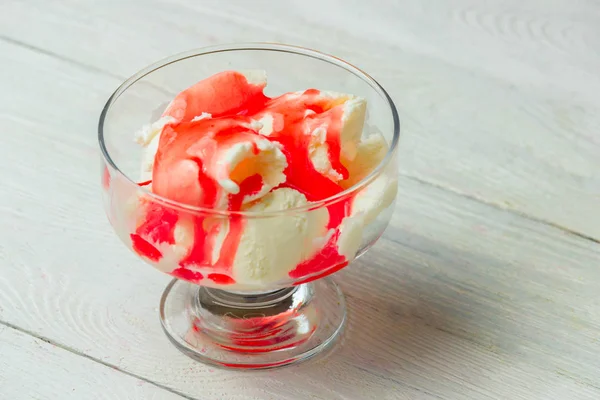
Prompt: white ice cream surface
<box><xmin>307</xmin><ymin>94</ymin><xmax>367</xmax><ymax>182</ymax></box>
<box><xmin>336</xmin><ymin>215</ymin><xmax>365</xmax><ymax>260</ymax></box>
<box><xmin>307</xmin><ymin>126</ymin><xmax>345</xmax><ymax>182</ymax></box>
<box><xmin>217</xmin><ymin>137</ymin><xmax>288</xmax><ymax>203</ymax></box>
<box><xmin>238</xmin><ymin>69</ymin><xmax>268</xmax><ymax>86</ymax></box>
<box><xmin>341</xmin><ymin>133</ymin><xmax>389</xmax><ymax>189</ymax></box>
<box><xmin>135</xmin><ymin>115</ymin><xmax>176</xmax><ymax>146</ymax></box>
<box><xmin>352</xmin><ymin>174</ymin><xmax>398</xmax><ymax>226</ymax></box>
<box><xmin>231</xmin><ymin>188</ymin><xmax>330</xmax><ymax>285</ymax></box>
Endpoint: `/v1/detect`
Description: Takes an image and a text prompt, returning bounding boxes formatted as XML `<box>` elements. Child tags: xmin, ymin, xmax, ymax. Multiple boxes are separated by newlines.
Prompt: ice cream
<box><xmin>231</xmin><ymin>188</ymin><xmax>329</xmax><ymax>285</ymax></box>
<box><xmin>128</xmin><ymin>70</ymin><xmax>396</xmax><ymax>289</ymax></box>
<box><xmin>151</xmin><ymin>117</ymin><xmax>287</xmax><ymax>208</ymax></box>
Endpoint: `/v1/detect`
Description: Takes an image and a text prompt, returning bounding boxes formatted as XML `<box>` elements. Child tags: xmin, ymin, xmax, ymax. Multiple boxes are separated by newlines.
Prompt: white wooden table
<box><xmin>1</xmin><ymin>1</ymin><xmax>599</xmax><ymax>399</ymax></box>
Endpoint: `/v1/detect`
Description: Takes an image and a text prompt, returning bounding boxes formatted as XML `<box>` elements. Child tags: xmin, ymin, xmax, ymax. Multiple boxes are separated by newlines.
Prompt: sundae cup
<box><xmin>99</xmin><ymin>44</ymin><xmax>399</xmax><ymax>369</ymax></box>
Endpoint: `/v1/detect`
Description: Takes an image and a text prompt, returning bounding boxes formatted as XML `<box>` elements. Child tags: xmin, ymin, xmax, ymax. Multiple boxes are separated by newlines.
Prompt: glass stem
<box><xmin>197</xmin><ymin>286</ymin><xmax>300</xmax><ymax>317</ymax></box>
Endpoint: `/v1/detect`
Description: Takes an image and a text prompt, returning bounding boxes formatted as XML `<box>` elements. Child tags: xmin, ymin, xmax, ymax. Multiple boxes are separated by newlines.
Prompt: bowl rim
<box><xmin>98</xmin><ymin>42</ymin><xmax>400</xmax><ymax>217</ymax></box>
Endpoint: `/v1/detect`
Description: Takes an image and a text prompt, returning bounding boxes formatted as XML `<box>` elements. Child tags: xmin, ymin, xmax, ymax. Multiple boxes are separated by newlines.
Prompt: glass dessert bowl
<box><xmin>99</xmin><ymin>43</ymin><xmax>399</xmax><ymax>369</ymax></box>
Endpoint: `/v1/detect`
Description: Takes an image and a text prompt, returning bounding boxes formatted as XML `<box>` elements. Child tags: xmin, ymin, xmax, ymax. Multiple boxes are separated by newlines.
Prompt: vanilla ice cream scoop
<box><xmin>340</xmin><ymin>133</ymin><xmax>389</xmax><ymax>189</ymax></box>
<box><xmin>231</xmin><ymin>188</ymin><xmax>329</xmax><ymax>285</ymax></box>
<box><xmin>152</xmin><ymin>117</ymin><xmax>287</xmax><ymax>208</ymax></box>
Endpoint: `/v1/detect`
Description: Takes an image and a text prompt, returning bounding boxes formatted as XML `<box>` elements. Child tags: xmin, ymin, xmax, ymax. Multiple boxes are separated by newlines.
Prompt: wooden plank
<box><xmin>1</xmin><ymin>39</ymin><xmax>599</xmax><ymax>399</ymax></box>
<box><xmin>1</xmin><ymin>0</ymin><xmax>599</xmax><ymax>239</ymax></box>
<box><xmin>0</xmin><ymin>325</ymin><xmax>188</xmax><ymax>400</ymax></box>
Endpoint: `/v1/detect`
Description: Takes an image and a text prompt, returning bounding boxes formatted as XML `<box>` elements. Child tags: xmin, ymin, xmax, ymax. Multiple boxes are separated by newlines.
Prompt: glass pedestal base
<box><xmin>159</xmin><ymin>277</ymin><xmax>346</xmax><ymax>369</ymax></box>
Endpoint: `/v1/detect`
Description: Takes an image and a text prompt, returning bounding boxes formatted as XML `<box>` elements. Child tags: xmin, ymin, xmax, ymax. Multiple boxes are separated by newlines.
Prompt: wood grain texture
<box><xmin>1</xmin><ymin>1</ymin><xmax>600</xmax><ymax>399</ymax></box>
<box><xmin>1</xmin><ymin>37</ymin><xmax>600</xmax><ymax>399</ymax></box>
<box><xmin>1</xmin><ymin>0</ymin><xmax>599</xmax><ymax>239</ymax></box>
<box><xmin>0</xmin><ymin>325</ymin><xmax>187</xmax><ymax>400</ymax></box>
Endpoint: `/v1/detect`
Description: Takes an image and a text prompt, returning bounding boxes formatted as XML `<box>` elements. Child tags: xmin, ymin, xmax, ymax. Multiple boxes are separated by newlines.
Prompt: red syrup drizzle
<box><xmin>133</xmin><ymin>73</ymin><xmax>359</xmax><ymax>284</ymax></box>
<box><xmin>174</xmin><ymin>156</ymin><xmax>219</xmax><ymax>279</ymax></box>
<box><xmin>172</xmin><ymin>267</ymin><xmax>204</xmax><ymax>282</ymax></box>
<box><xmin>279</xmin><ymin>139</ymin><xmax>351</xmax><ymax>281</ymax></box>
<box><xmin>177</xmin><ymin>173</ymin><xmax>263</xmax><ymax>284</ymax></box>
<box><xmin>130</xmin><ymin>204</ymin><xmax>178</xmax><ymax>262</ymax></box>
<box><xmin>162</xmin><ymin>70</ymin><xmax>268</xmax><ymax>121</ymax></box>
